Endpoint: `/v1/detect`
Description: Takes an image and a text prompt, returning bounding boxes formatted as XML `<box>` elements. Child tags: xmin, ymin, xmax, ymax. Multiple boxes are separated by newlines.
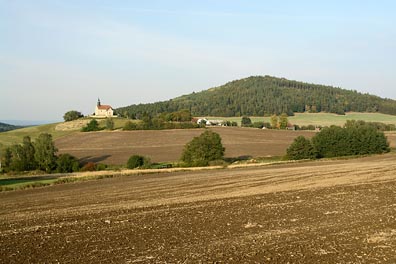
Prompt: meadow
<box><xmin>206</xmin><ymin>112</ymin><xmax>396</xmax><ymax>127</ymax></box>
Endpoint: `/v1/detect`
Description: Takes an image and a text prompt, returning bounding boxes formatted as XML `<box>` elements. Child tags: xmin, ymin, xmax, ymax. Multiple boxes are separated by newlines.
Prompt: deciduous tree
<box><xmin>181</xmin><ymin>130</ymin><xmax>225</xmax><ymax>166</ymax></box>
<box><xmin>63</xmin><ymin>110</ymin><xmax>83</xmax><ymax>122</ymax></box>
<box><xmin>34</xmin><ymin>133</ymin><xmax>58</xmax><ymax>173</ymax></box>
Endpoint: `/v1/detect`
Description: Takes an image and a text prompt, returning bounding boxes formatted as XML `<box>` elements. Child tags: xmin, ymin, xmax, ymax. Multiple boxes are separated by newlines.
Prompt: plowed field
<box><xmin>55</xmin><ymin>127</ymin><xmax>315</xmax><ymax>164</ymax></box>
<box><xmin>1</xmin><ymin>154</ymin><xmax>396</xmax><ymax>263</ymax></box>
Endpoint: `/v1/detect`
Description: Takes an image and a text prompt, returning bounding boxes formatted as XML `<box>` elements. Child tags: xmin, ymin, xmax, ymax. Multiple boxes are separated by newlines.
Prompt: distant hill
<box><xmin>0</xmin><ymin>122</ymin><xmax>23</xmax><ymax>132</ymax></box>
<box><xmin>117</xmin><ymin>75</ymin><xmax>396</xmax><ymax>117</ymax></box>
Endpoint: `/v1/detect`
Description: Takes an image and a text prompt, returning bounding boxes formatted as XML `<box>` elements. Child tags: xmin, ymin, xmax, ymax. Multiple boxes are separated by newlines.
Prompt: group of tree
<box><xmin>0</xmin><ymin>122</ymin><xmax>23</xmax><ymax>133</ymax></box>
<box><xmin>80</xmin><ymin>118</ymin><xmax>116</xmax><ymax>132</ymax></box>
<box><xmin>1</xmin><ymin>133</ymin><xmax>80</xmax><ymax>173</ymax></box>
<box><xmin>116</xmin><ymin>76</ymin><xmax>396</xmax><ymax>118</ymax></box>
<box><xmin>123</xmin><ymin>110</ymin><xmax>202</xmax><ymax>131</ymax></box>
<box><xmin>241</xmin><ymin>114</ymin><xmax>289</xmax><ymax>129</ymax></box>
<box><xmin>286</xmin><ymin>120</ymin><xmax>390</xmax><ymax>160</ymax></box>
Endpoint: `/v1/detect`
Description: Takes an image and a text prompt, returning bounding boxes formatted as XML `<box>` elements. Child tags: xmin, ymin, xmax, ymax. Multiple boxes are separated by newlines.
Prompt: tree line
<box><xmin>286</xmin><ymin>120</ymin><xmax>390</xmax><ymax>160</ymax></box>
<box><xmin>1</xmin><ymin>133</ymin><xmax>80</xmax><ymax>173</ymax></box>
<box><xmin>116</xmin><ymin>76</ymin><xmax>396</xmax><ymax>118</ymax></box>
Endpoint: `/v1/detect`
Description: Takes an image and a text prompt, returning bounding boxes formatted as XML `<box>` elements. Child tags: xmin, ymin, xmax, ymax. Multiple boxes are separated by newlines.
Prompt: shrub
<box><xmin>127</xmin><ymin>155</ymin><xmax>151</xmax><ymax>169</ymax></box>
<box><xmin>81</xmin><ymin>119</ymin><xmax>101</xmax><ymax>132</ymax></box>
<box><xmin>106</xmin><ymin>118</ymin><xmax>114</xmax><ymax>130</ymax></box>
<box><xmin>96</xmin><ymin>163</ymin><xmax>107</xmax><ymax>171</ymax></box>
<box><xmin>56</xmin><ymin>154</ymin><xmax>80</xmax><ymax>173</ymax></box>
<box><xmin>252</xmin><ymin>122</ymin><xmax>265</xmax><ymax>129</ymax></box>
<box><xmin>123</xmin><ymin>121</ymin><xmax>138</xmax><ymax>130</ymax></box>
<box><xmin>81</xmin><ymin>162</ymin><xmax>96</xmax><ymax>171</ymax></box>
<box><xmin>241</xmin><ymin>116</ymin><xmax>252</xmax><ymax>127</ymax></box>
<box><xmin>286</xmin><ymin>136</ymin><xmax>316</xmax><ymax>160</ymax></box>
<box><xmin>181</xmin><ymin>130</ymin><xmax>225</xmax><ymax>167</ymax></box>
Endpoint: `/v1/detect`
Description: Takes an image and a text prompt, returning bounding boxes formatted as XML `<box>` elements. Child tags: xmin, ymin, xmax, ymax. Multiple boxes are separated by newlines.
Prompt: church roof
<box><xmin>97</xmin><ymin>105</ymin><xmax>112</xmax><ymax>110</ymax></box>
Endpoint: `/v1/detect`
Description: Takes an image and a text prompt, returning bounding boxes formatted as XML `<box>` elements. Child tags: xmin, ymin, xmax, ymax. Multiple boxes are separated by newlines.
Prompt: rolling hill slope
<box><xmin>0</xmin><ymin>122</ymin><xmax>23</xmax><ymax>132</ymax></box>
<box><xmin>117</xmin><ymin>75</ymin><xmax>396</xmax><ymax>117</ymax></box>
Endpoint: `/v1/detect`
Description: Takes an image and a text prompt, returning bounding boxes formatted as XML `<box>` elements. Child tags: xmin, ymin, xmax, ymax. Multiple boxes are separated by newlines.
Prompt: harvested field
<box><xmin>55</xmin><ymin>127</ymin><xmax>315</xmax><ymax>164</ymax></box>
<box><xmin>1</xmin><ymin>154</ymin><xmax>396</xmax><ymax>263</ymax></box>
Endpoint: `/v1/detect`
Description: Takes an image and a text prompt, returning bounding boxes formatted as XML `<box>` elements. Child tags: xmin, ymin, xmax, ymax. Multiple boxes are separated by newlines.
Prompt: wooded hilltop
<box><xmin>117</xmin><ymin>76</ymin><xmax>396</xmax><ymax>117</ymax></box>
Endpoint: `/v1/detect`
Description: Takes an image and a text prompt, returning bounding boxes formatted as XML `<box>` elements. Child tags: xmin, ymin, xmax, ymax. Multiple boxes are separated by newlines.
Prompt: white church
<box><xmin>94</xmin><ymin>98</ymin><xmax>115</xmax><ymax>117</ymax></box>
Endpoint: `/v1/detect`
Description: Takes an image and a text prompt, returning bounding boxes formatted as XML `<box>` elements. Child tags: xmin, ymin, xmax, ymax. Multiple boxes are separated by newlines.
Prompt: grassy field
<box><xmin>0</xmin><ymin>123</ymin><xmax>73</xmax><ymax>149</ymax></box>
<box><xmin>0</xmin><ymin>117</ymin><xmax>132</xmax><ymax>151</ymax></box>
<box><xmin>205</xmin><ymin>112</ymin><xmax>396</xmax><ymax>126</ymax></box>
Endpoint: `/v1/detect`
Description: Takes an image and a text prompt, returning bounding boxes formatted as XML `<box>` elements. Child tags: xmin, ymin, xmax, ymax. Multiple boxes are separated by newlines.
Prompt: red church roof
<box><xmin>97</xmin><ymin>105</ymin><xmax>112</xmax><ymax>110</ymax></box>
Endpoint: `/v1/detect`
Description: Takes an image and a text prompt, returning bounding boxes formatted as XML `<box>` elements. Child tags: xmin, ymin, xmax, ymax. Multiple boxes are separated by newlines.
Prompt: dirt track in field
<box><xmin>55</xmin><ymin>127</ymin><xmax>316</xmax><ymax>164</ymax></box>
<box><xmin>1</xmin><ymin>154</ymin><xmax>396</xmax><ymax>263</ymax></box>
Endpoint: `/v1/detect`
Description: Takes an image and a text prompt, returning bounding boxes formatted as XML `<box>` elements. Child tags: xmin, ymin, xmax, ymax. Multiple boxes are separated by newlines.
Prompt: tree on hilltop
<box><xmin>63</xmin><ymin>110</ymin><xmax>83</xmax><ymax>122</ymax></box>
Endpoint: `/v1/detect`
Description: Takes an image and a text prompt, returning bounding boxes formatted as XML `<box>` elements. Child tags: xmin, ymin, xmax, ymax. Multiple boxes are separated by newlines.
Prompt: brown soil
<box><xmin>55</xmin><ymin>127</ymin><xmax>315</xmax><ymax>164</ymax></box>
<box><xmin>1</xmin><ymin>154</ymin><xmax>396</xmax><ymax>263</ymax></box>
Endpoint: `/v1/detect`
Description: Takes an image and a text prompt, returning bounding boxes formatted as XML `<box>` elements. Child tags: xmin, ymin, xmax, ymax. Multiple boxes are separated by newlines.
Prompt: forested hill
<box><xmin>0</xmin><ymin>122</ymin><xmax>22</xmax><ymax>132</ymax></box>
<box><xmin>117</xmin><ymin>76</ymin><xmax>396</xmax><ymax>117</ymax></box>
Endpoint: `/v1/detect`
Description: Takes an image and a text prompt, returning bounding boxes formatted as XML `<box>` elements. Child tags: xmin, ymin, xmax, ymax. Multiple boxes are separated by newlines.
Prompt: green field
<box><xmin>0</xmin><ymin>118</ymin><xmax>133</xmax><ymax>151</ymax></box>
<box><xmin>204</xmin><ymin>112</ymin><xmax>396</xmax><ymax>127</ymax></box>
<box><xmin>0</xmin><ymin>123</ymin><xmax>73</xmax><ymax>149</ymax></box>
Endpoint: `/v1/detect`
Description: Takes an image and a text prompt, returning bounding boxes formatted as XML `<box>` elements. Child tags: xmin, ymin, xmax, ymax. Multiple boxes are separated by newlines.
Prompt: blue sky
<box><xmin>1</xmin><ymin>0</ymin><xmax>396</xmax><ymax>122</ymax></box>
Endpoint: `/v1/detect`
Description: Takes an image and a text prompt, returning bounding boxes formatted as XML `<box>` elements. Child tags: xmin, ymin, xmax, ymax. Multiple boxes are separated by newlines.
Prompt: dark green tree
<box><xmin>21</xmin><ymin>136</ymin><xmax>36</xmax><ymax>170</ymax></box>
<box><xmin>286</xmin><ymin>136</ymin><xmax>316</xmax><ymax>160</ymax></box>
<box><xmin>0</xmin><ymin>147</ymin><xmax>12</xmax><ymax>172</ymax></box>
<box><xmin>181</xmin><ymin>130</ymin><xmax>225</xmax><ymax>166</ymax></box>
<box><xmin>81</xmin><ymin>119</ymin><xmax>101</xmax><ymax>132</ymax></box>
<box><xmin>34</xmin><ymin>133</ymin><xmax>58</xmax><ymax>173</ymax></box>
<box><xmin>56</xmin><ymin>154</ymin><xmax>80</xmax><ymax>173</ymax></box>
<box><xmin>241</xmin><ymin>116</ymin><xmax>252</xmax><ymax>127</ymax></box>
<box><xmin>7</xmin><ymin>136</ymin><xmax>36</xmax><ymax>171</ymax></box>
<box><xmin>106</xmin><ymin>118</ymin><xmax>115</xmax><ymax>130</ymax></box>
<box><xmin>127</xmin><ymin>155</ymin><xmax>150</xmax><ymax>169</ymax></box>
<box><xmin>123</xmin><ymin>121</ymin><xmax>138</xmax><ymax>130</ymax></box>
<box><xmin>63</xmin><ymin>110</ymin><xmax>83</xmax><ymax>122</ymax></box>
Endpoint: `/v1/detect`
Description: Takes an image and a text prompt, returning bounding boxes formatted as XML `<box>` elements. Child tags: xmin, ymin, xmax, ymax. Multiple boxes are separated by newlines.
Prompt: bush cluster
<box><xmin>127</xmin><ymin>155</ymin><xmax>151</xmax><ymax>169</ymax></box>
<box><xmin>81</xmin><ymin>119</ymin><xmax>103</xmax><ymax>132</ymax></box>
<box><xmin>181</xmin><ymin>130</ymin><xmax>225</xmax><ymax>167</ymax></box>
<box><xmin>122</xmin><ymin>109</ymin><xmax>202</xmax><ymax>131</ymax></box>
<box><xmin>286</xmin><ymin>120</ymin><xmax>390</xmax><ymax>160</ymax></box>
<box><xmin>123</xmin><ymin>120</ymin><xmax>200</xmax><ymax>131</ymax></box>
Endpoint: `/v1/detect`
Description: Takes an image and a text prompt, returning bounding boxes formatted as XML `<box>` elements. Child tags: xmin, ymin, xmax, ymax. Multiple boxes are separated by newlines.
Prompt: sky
<box><xmin>1</xmin><ymin>0</ymin><xmax>396</xmax><ymax>123</ymax></box>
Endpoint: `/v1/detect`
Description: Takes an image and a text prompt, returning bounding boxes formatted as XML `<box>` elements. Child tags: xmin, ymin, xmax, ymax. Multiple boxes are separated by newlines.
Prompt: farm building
<box><xmin>197</xmin><ymin>118</ymin><xmax>224</xmax><ymax>126</ymax></box>
<box><xmin>94</xmin><ymin>98</ymin><xmax>115</xmax><ymax>117</ymax></box>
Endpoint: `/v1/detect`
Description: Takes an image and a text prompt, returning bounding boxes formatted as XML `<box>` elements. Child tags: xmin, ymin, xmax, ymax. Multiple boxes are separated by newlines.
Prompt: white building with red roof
<box><xmin>94</xmin><ymin>98</ymin><xmax>115</xmax><ymax>117</ymax></box>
